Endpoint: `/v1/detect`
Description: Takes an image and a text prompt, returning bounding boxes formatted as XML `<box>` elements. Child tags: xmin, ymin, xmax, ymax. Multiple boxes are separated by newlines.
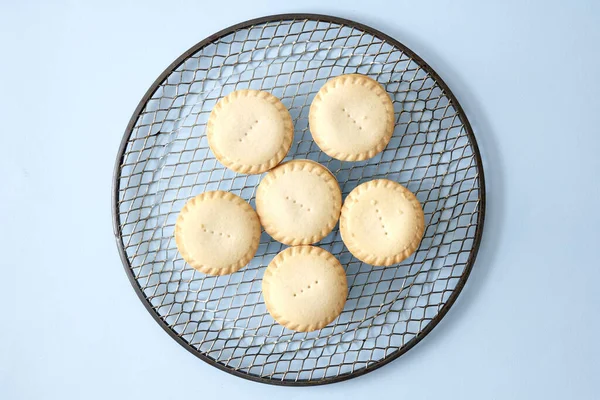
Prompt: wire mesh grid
<box><xmin>113</xmin><ymin>14</ymin><xmax>485</xmax><ymax>385</ymax></box>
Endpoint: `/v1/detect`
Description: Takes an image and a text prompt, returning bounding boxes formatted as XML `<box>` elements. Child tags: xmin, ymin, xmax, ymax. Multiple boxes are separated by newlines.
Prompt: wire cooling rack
<box><xmin>112</xmin><ymin>14</ymin><xmax>486</xmax><ymax>386</ymax></box>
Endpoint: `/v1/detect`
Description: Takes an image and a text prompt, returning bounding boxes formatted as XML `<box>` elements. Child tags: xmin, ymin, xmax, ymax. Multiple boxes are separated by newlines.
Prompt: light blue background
<box><xmin>1</xmin><ymin>1</ymin><xmax>599</xmax><ymax>399</ymax></box>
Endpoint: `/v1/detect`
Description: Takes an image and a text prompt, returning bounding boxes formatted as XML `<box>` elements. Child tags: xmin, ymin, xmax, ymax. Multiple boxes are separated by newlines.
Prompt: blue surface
<box><xmin>1</xmin><ymin>1</ymin><xmax>599</xmax><ymax>399</ymax></box>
